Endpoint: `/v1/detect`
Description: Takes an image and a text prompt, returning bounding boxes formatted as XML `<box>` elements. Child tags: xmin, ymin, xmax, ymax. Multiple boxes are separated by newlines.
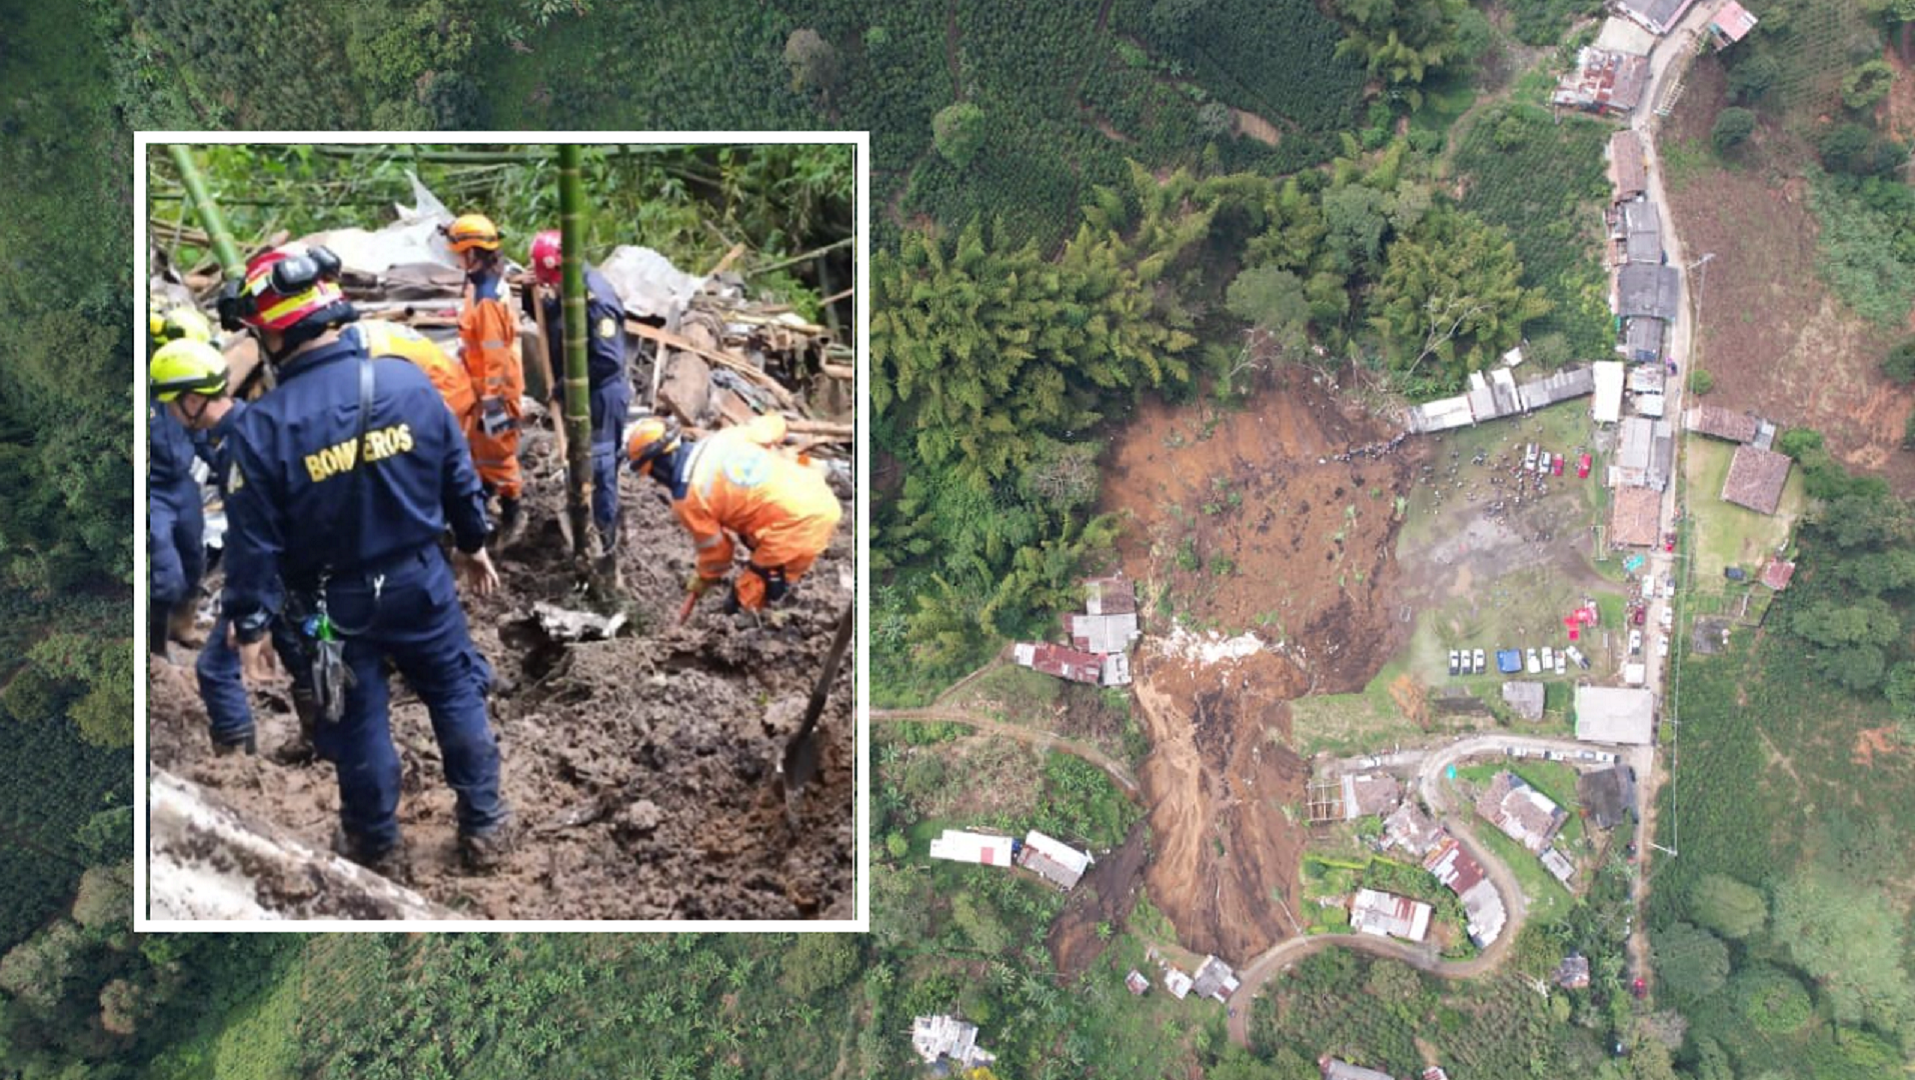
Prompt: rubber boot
<box><xmin>211</xmin><ymin>730</ymin><xmax>257</xmax><ymax>757</ymax></box>
<box><xmin>458</xmin><ymin>810</ymin><xmax>518</xmax><ymax>873</ymax></box>
<box><xmin>148</xmin><ymin>606</ymin><xmax>170</xmax><ymax>658</ymax></box>
<box><xmin>495</xmin><ymin>495</ymin><xmax>527</xmax><ymax>549</ymax></box>
<box><xmin>168</xmin><ymin>598</ymin><xmax>205</xmax><ymax>649</ymax></box>
<box><xmin>267</xmin><ymin>686</ymin><xmax>319</xmax><ymax>766</ymax></box>
<box><xmin>333</xmin><ymin>826</ymin><xmax>411</xmax><ymax>883</ymax></box>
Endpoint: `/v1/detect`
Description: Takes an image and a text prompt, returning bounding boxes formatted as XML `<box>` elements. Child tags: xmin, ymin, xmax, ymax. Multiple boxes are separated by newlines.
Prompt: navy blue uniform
<box><xmin>223</xmin><ymin>334</ymin><xmax>504</xmax><ymax>852</ymax></box>
<box><xmin>148</xmin><ymin>404</ymin><xmax>204</xmax><ymax>609</ymax></box>
<box><xmin>542</xmin><ymin>266</ymin><xmax>632</xmax><ymax>544</ymax></box>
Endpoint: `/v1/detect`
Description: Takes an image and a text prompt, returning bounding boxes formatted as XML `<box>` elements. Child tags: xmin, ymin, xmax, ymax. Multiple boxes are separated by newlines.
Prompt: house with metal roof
<box><xmin>1321</xmin><ymin>1056</ymin><xmax>1397</xmax><ymax>1080</ymax></box>
<box><xmin>1593</xmin><ymin>361</ymin><xmax>1625</xmax><ymax>424</ymax></box>
<box><xmin>1554</xmin><ymin>47</ymin><xmax>1651</xmax><ymax>114</ymax></box>
<box><xmin>1575</xmin><ymin>686</ymin><xmax>1655</xmax><ymax>744</ymax></box>
<box><xmin>911</xmin><ymin>1015</ymin><xmax>996</xmax><ymax>1070</ymax></box>
<box><xmin>1423</xmin><ymin>837</ymin><xmax>1507</xmax><ymax>945</ymax></box>
<box><xmin>1619</xmin><ymin>200</ymin><xmax>1663</xmax><ymax>264</ymax></box>
<box><xmin>1610</xmin><ymin>130</ymin><xmax>1647</xmax><ymax>202</ymax></box>
<box><xmin>1723</xmin><ymin>444</ymin><xmax>1792</xmax><ymax>514</ymax></box>
<box><xmin>1382</xmin><ymin>800</ymin><xmax>1444</xmax><ymax>857</ymax></box>
<box><xmin>1708</xmin><ymin>0</ymin><xmax>1758</xmax><ymax>48</ymax></box>
<box><xmin>1540</xmin><ymin>846</ymin><xmax>1576</xmax><ymax>886</ymax></box>
<box><xmin>1616</xmin><ymin>0</ymin><xmax>1699</xmax><ymax>35</ymax></box>
<box><xmin>1623</xmin><ymin>315</ymin><xmax>1663</xmax><ymax>362</ymax></box>
<box><xmin>1013</xmin><ymin>641</ymin><xmax>1103</xmax><ymax>685</ymax></box>
<box><xmin>1191</xmin><ymin>955</ymin><xmax>1241</xmax><ymax>1001</ymax></box>
<box><xmin>928</xmin><ymin>829</ymin><xmax>1016</xmax><ymax>867</ymax></box>
<box><xmin>1618</xmin><ymin>263</ymin><xmax>1680</xmax><ymax>321</ymax></box>
<box><xmin>1017</xmin><ymin>830</ymin><xmax>1093</xmax><ymax>890</ymax></box>
<box><xmin>1351</xmin><ymin>888</ymin><xmax>1434</xmax><ymax>943</ymax></box>
<box><xmin>1577</xmin><ymin>765</ymin><xmax>1638</xmax><ymax>830</ymax></box>
<box><xmin>1762</xmin><ymin>556</ymin><xmax>1797</xmax><ymax>591</ymax></box>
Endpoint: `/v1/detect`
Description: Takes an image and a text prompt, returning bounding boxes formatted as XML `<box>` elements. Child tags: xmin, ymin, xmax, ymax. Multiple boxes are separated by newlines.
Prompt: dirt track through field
<box><xmin>149</xmin><ymin>428</ymin><xmax>856</xmax><ymax>921</ymax></box>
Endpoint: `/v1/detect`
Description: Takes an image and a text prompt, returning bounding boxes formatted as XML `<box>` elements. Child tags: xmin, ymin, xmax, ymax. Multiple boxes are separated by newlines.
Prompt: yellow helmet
<box><xmin>153</xmin><ymin>305</ymin><xmax>214</xmax><ymax>345</ymax></box>
<box><xmin>149</xmin><ymin>338</ymin><xmax>230</xmax><ymax>403</ymax></box>
<box><xmin>626</xmin><ymin>416</ymin><xmax>683</xmax><ymax>477</ymax></box>
<box><xmin>443</xmin><ymin>213</ymin><xmax>502</xmax><ymax>253</ymax></box>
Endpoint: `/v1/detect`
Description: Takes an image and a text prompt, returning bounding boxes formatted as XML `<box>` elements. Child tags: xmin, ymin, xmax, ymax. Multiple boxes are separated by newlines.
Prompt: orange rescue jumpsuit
<box><xmin>355</xmin><ymin>320</ymin><xmax>478</xmax><ymax>434</ymax></box>
<box><xmin>457</xmin><ymin>286</ymin><xmax>525</xmax><ymax>498</ymax></box>
<box><xmin>677</xmin><ymin>414</ymin><xmax>843</xmax><ymax>611</ymax></box>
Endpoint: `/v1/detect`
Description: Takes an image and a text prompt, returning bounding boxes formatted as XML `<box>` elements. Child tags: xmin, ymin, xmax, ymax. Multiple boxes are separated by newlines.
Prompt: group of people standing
<box><xmin>147</xmin><ymin>216</ymin><xmax>843</xmax><ymax>878</ymax></box>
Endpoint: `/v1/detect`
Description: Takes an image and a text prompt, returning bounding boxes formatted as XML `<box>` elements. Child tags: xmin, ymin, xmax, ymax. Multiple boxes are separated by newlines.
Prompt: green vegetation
<box><xmin>1711</xmin><ymin>106</ymin><xmax>1757</xmax><ymax>152</ymax></box>
<box><xmin>1683</xmin><ymin>436</ymin><xmax>1805</xmax><ymax>581</ymax></box>
<box><xmin>1452</xmin><ymin>105</ymin><xmax>1614</xmax><ymax>361</ymax></box>
<box><xmin>1123</xmin><ymin>0</ymin><xmax>1365</xmax><ymax>134</ymax></box>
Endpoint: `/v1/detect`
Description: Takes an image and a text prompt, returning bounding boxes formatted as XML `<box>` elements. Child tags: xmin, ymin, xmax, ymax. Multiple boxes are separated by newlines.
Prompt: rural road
<box><xmin>1224</xmin><ymin>732</ymin><xmax>1641</xmax><ymax>1046</ymax></box>
<box><xmin>870</xmin><ymin>706</ymin><xmax>1141</xmax><ymax>793</ymax></box>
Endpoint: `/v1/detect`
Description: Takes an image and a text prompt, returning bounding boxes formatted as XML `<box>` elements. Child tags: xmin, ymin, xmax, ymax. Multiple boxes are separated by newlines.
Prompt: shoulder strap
<box><xmin>323</xmin><ymin>359</ymin><xmax>377</xmax><ymax>577</ymax></box>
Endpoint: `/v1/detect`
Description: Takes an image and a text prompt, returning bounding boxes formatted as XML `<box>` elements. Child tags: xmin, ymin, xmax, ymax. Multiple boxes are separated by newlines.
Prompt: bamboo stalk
<box><xmin>744</xmin><ymin>236</ymin><xmax>854</xmax><ymax>277</ymax></box>
<box><xmin>166</xmin><ymin>146</ymin><xmax>245</xmax><ymax>281</ymax></box>
<box><xmin>821</xmin><ymin>363</ymin><xmax>855</xmax><ymax>380</ymax></box>
<box><xmin>559</xmin><ymin>145</ymin><xmax>595</xmax><ymax>559</ymax></box>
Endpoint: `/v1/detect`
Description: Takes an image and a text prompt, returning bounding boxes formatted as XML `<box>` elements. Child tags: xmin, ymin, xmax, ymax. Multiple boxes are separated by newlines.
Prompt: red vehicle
<box><xmin>1553</xmin><ymin>455</ymin><xmax>1565</xmax><ymax>477</ymax></box>
<box><xmin>1631</xmin><ymin>977</ymin><xmax>1647</xmax><ymax>1000</ymax></box>
<box><xmin>1633</xmin><ymin>608</ymin><xmax>1646</xmax><ymax>626</ymax></box>
<box><xmin>1577</xmin><ymin>453</ymin><xmax>1592</xmax><ymax>479</ymax></box>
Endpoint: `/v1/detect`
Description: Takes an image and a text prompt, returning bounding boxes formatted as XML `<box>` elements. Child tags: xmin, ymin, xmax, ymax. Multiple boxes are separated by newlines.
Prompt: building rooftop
<box><xmin>1624</xmin><ymin>316</ymin><xmax>1663</xmax><ymax>362</ymax></box>
<box><xmin>1593</xmin><ymin>361</ymin><xmax>1625</xmax><ymax>424</ymax></box>
<box><xmin>1575</xmin><ymin>686</ymin><xmax>1656</xmax><ymax>744</ymax></box>
<box><xmin>1557</xmin><ymin>954</ymin><xmax>1592</xmax><ymax>989</ymax></box>
<box><xmin>1192</xmin><ymin>955</ymin><xmax>1241</xmax><ymax>1001</ymax></box>
<box><xmin>928</xmin><ymin>829</ymin><xmax>1016</xmax><ymax>867</ymax></box>
<box><xmin>1501</xmin><ymin>681</ymin><xmax>1546</xmax><ymax>721</ymax></box>
<box><xmin>1084</xmin><ymin>574</ymin><xmax>1137</xmax><ymax>615</ymax></box>
<box><xmin>1611</xmin><ymin>131</ymin><xmax>1647</xmax><ymax>203</ymax></box>
<box><xmin>1322</xmin><ymin>1057</ymin><xmax>1398</xmax><ymax>1080</ymax></box>
<box><xmin>1617</xmin><ymin>0</ymin><xmax>1699</xmax><ymax>34</ymax></box>
<box><xmin>1762</xmin><ymin>556</ymin><xmax>1797</xmax><ymax>591</ymax></box>
<box><xmin>1577</xmin><ymin>765</ymin><xmax>1638</xmax><ymax>830</ymax></box>
<box><xmin>1710</xmin><ymin>0</ymin><xmax>1759</xmax><ymax>45</ymax></box>
<box><xmin>1068</xmin><ymin>611</ymin><xmax>1140</xmax><ymax>657</ymax></box>
<box><xmin>1554</xmin><ymin>47</ymin><xmax>1651</xmax><ymax>113</ymax></box>
<box><xmin>1342</xmin><ymin>772</ymin><xmax>1404</xmax><ymax>820</ymax></box>
<box><xmin>1014</xmin><ymin>641</ymin><xmax>1103</xmax><ymax>685</ymax></box>
<box><xmin>1018</xmin><ymin>830</ymin><xmax>1093</xmax><ymax>890</ymax></box>
<box><xmin>1477</xmin><ymin>772</ymin><xmax>1567</xmax><ymax>854</ymax></box>
<box><xmin>1723</xmin><ymin>444</ymin><xmax>1792</xmax><ymax>514</ymax></box>
<box><xmin>912</xmin><ymin>1015</ymin><xmax>996</xmax><ymax>1068</ymax></box>
<box><xmin>1351</xmin><ymin>887</ymin><xmax>1434</xmax><ymax>943</ymax></box>
<box><xmin>1686</xmin><ymin>404</ymin><xmax>1758</xmax><ymax>443</ymax></box>
<box><xmin>1611</xmin><ymin>485</ymin><xmax>1663</xmax><ymax>548</ymax></box>
<box><xmin>1618</xmin><ymin>263</ymin><xmax>1681</xmax><ymax>321</ymax></box>
<box><xmin>1382</xmin><ymin>801</ymin><xmax>1444</xmax><ymax>857</ymax></box>
<box><xmin>1622</xmin><ymin>200</ymin><xmax>1662</xmax><ymax>264</ymax></box>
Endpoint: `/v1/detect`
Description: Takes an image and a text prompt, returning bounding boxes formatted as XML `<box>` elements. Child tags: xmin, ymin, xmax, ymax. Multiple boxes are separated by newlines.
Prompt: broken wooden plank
<box><xmin>656</xmin><ymin>352</ymin><xmax>713</xmax><ymax>426</ymax></box>
<box><xmin>625</xmin><ymin>320</ymin><xmax>802</xmax><ymax>413</ymax></box>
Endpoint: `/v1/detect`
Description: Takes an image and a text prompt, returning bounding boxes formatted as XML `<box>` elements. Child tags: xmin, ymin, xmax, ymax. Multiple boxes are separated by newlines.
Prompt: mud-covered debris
<box><xmin>528</xmin><ymin>602</ymin><xmax>628</xmax><ymax>642</ymax></box>
<box><xmin>614</xmin><ymin>799</ymin><xmax>662</xmax><ymax>837</ymax></box>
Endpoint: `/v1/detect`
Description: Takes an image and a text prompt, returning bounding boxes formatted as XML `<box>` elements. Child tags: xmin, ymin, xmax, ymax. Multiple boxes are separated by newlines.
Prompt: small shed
<box><xmin>1164</xmin><ymin>968</ymin><xmax>1194</xmax><ymax>999</ymax></box>
<box><xmin>1083</xmin><ymin>574</ymin><xmax>1137</xmax><ymax>615</ymax></box>
<box><xmin>1575</xmin><ymin>686</ymin><xmax>1655</xmax><ymax>744</ymax></box>
<box><xmin>1556</xmin><ymin>953</ymin><xmax>1593</xmax><ymax>990</ymax></box>
<box><xmin>1540</xmin><ymin>845</ymin><xmax>1576</xmax><ymax>886</ymax></box>
<box><xmin>1708</xmin><ymin>0</ymin><xmax>1758</xmax><ymax>48</ymax></box>
<box><xmin>1501</xmin><ymin>680</ymin><xmax>1546</xmax><ymax>721</ymax></box>
<box><xmin>1761</xmin><ymin>556</ymin><xmax>1797</xmax><ymax>591</ymax></box>
<box><xmin>1125</xmin><ymin>970</ymin><xmax>1150</xmax><ymax>996</ymax></box>
<box><xmin>1593</xmin><ymin>361</ymin><xmax>1626</xmax><ymax>424</ymax></box>
<box><xmin>1722</xmin><ymin>445</ymin><xmax>1792</xmax><ymax>514</ymax></box>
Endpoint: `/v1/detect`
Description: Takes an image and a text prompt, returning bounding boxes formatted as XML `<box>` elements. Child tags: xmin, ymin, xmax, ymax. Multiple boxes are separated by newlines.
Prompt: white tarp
<box><xmin>1593</xmin><ymin>361</ymin><xmax>1626</xmax><ymax>424</ymax></box>
<box><xmin>598</xmin><ymin>245</ymin><xmax>707</xmax><ymax>324</ymax></box>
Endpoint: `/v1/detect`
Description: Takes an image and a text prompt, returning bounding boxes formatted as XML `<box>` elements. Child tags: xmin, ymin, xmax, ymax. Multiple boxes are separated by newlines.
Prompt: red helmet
<box><xmin>530</xmin><ymin>230</ymin><xmax>563</xmax><ymax>287</ymax></box>
<box><xmin>227</xmin><ymin>245</ymin><xmax>347</xmax><ymax>333</ymax></box>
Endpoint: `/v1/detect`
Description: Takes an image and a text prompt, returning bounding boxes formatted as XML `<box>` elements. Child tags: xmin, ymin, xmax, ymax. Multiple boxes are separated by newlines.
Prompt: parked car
<box><xmin>1555</xmin><ymin>651</ymin><xmax>1567</xmax><ymax>676</ymax></box>
<box><xmin>1448</xmin><ymin>649</ymin><xmax>1460</xmax><ymax>676</ymax></box>
<box><xmin>1577</xmin><ymin>453</ymin><xmax>1592</xmax><ymax>479</ymax></box>
<box><xmin>1660</xmin><ymin>607</ymin><xmax>1674</xmax><ymax>629</ymax></box>
<box><xmin>1632</xmin><ymin>608</ymin><xmax>1646</xmax><ymax>626</ymax></box>
<box><xmin>1553</xmin><ymin>455</ymin><xmax>1565</xmax><ymax>477</ymax></box>
<box><xmin>1526</xmin><ymin>648</ymin><xmax>1541</xmax><ymax>674</ymax></box>
<box><xmin>1539</xmin><ymin>450</ymin><xmax>1552</xmax><ymax>474</ymax></box>
<box><xmin>1657</xmin><ymin>635</ymin><xmax>1669</xmax><ymax>658</ymax></box>
<box><xmin>1473</xmin><ymin>648</ymin><xmax>1486</xmax><ymax>674</ymax></box>
<box><xmin>1566</xmin><ymin>645</ymin><xmax>1589</xmax><ymax>670</ymax></box>
<box><xmin>1629</xmin><ymin>629</ymin><xmax>1643</xmax><ymax>655</ymax></box>
<box><xmin>1524</xmin><ymin>443</ymin><xmax>1538</xmax><ymax>470</ymax></box>
<box><xmin>1541</xmin><ymin>646</ymin><xmax>1554</xmax><ymax>670</ymax></box>
<box><xmin>1663</xmin><ymin>577</ymin><xmax>1675</xmax><ymax>598</ymax></box>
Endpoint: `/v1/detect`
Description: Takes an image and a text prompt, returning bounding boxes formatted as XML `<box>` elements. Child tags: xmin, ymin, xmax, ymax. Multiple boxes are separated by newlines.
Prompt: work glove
<box><xmin>686</xmin><ymin>573</ymin><xmax>721</xmax><ymax>597</ymax></box>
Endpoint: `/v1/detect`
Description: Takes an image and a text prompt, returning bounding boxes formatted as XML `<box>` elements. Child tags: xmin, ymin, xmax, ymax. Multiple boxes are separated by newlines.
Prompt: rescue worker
<box><xmin>149</xmin><ymin>337</ymin><xmax>309</xmax><ymax>759</ymax></box>
<box><xmin>148</xmin><ymin>306</ymin><xmax>211</xmax><ymax>655</ymax></box>
<box><xmin>442</xmin><ymin>214</ymin><xmax>527</xmax><ymax>546</ymax></box>
<box><xmin>349</xmin><ymin>319</ymin><xmax>480</xmax><ymax>443</ymax></box>
<box><xmin>217</xmin><ymin>242</ymin><xmax>512</xmax><ymax>875</ymax></box>
<box><xmin>529</xmin><ymin>229</ymin><xmax>632</xmax><ymax>564</ymax></box>
<box><xmin>626</xmin><ymin>412</ymin><xmax>843</xmax><ymax>614</ymax></box>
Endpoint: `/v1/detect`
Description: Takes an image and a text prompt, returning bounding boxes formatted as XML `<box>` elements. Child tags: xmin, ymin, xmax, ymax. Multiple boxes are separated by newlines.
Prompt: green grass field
<box><xmin>146</xmin><ymin>952</ymin><xmax>304</xmax><ymax>1080</ymax></box>
<box><xmin>1684</xmin><ymin>435</ymin><xmax>1804</xmax><ymax>582</ymax></box>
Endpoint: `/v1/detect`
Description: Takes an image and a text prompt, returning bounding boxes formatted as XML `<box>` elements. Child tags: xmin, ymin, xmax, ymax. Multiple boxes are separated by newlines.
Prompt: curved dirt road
<box><xmin>870</xmin><ymin>707</ymin><xmax>1140</xmax><ymax>794</ymax></box>
<box><xmin>1226</xmin><ymin>733</ymin><xmax>1643</xmax><ymax>1046</ymax></box>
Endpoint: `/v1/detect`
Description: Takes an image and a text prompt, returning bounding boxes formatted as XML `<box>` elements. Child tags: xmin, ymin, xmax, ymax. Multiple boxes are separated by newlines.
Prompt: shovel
<box><xmin>779</xmin><ymin>603</ymin><xmax>854</xmax><ymax>799</ymax></box>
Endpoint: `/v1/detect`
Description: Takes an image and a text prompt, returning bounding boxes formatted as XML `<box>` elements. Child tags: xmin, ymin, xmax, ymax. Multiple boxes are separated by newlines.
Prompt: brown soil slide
<box><xmin>148</xmin><ymin>429</ymin><xmax>856</xmax><ymax>921</ymax></box>
<box><xmin>1101</xmin><ymin>373</ymin><xmax>1422</xmax><ymax>961</ymax></box>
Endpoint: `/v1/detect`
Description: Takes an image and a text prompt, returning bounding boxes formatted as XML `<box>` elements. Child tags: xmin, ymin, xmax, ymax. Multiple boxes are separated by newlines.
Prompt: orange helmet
<box><xmin>626</xmin><ymin>416</ymin><xmax>683</xmax><ymax>477</ymax></box>
<box><xmin>443</xmin><ymin>213</ymin><xmax>502</xmax><ymax>253</ymax></box>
